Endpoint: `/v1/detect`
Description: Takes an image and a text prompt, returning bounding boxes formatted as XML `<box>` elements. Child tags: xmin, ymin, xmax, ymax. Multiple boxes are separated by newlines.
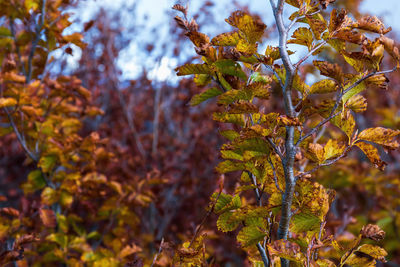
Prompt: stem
<box><xmin>269</xmin><ymin>1</ymin><xmax>296</xmax><ymax>266</ymax></box>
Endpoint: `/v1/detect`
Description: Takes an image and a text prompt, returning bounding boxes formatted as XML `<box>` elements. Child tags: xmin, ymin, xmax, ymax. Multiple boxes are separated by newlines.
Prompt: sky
<box><xmin>67</xmin><ymin>0</ymin><xmax>400</xmax><ymax>82</ymax></box>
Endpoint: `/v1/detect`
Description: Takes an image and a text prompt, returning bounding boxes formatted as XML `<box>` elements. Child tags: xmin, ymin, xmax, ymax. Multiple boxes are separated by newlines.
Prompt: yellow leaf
<box><xmin>355</xmin><ymin>141</ymin><xmax>386</xmax><ymax>170</ymax></box>
<box><xmin>310</xmin><ymin>79</ymin><xmax>337</xmax><ymax>94</ymax></box>
<box><xmin>288</xmin><ymin>27</ymin><xmax>314</xmax><ymax>50</ymax></box>
<box><xmin>119</xmin><ymin>244</ymin><xmax>142</xmax><ymax>258</ymax></box>
<box><xmin>225</xmin><ymin>11</ymin><xmax>266</xmax><ymax>44</ymax></box>
<box><xmin>41</xmin><ymin>187</ymin><xmax>58</xmax><ymax>206</ymax></box>
<box><xmin>0</xmin><ymin>98</ymin><xmax>17</xmax><ymax>108</ymax></box>
<box><xmin>211</xmin><ymin>31</ymin><xmax>240</xmax><ymax>46</ymax></box>
<box><xmin>323</xmin><ymin>139</ymin><xmax>345</xmax><ymax>161</ymax></box>
<box><xmin>358</xmin><ymin>127</ymin><xmax>400</xmax><ymax>148</ymax></box>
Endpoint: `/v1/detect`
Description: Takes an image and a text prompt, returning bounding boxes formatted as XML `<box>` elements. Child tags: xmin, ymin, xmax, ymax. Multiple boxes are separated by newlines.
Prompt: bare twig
<box><xmin>150</xmin><ymin>238</ymin><xmax>164</xmax><ymax>267</ymax></box>
<box><xmin>27</xmin><ymin>0</ymin><xmax>47</xmax><ymax>83</ymax></box>
<box><xmin>269</xmin><ymin>3</ymin><xmax>297</xmax><ymax>267</ymax></box>
<box><xmin>268</xmin><ymin>157</ymin><xmax>283</xmax><ymax>194</ymax></box>
<box><xmin>189</xmin><ymin>185</ymin><xmax>222</xmax><ymax>248</ymax></box>
<box><xmin>296</xmin><ymin>67</ymin><xmax>397</xmax><ymax>147</ymax></box>
<box><xmin>295</xmin><ymin>145</ymin><xmax>352</xmax><ymax>180</ymax></box>
<box><xmin>3</xmin><ymin>107</ymin><xmax>38</xmax><ymax>162</ymax></box>
<box><xmin>152</xmin><ymin>85</ymin><xmax>162</xmax><ymax>157</ymax></box>
<box><xmin>294</xmin><ymin>41</ymin><xmax>327</xmax><ymax>69</ymax></box>
<box><xmin>257</xmin><ymin>243</ymin><xmax>270</xmax><ymax>267</ymax></box>
<box><xmin>266</xmin><ymin>137</ymin><xmax>284</xmax><ymax>161</ymax></box>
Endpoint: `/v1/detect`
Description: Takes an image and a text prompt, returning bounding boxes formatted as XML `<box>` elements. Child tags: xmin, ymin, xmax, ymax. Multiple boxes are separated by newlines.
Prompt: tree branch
<box><xmin>269</xmin><ymin>2</ymin><xmax>297</xmax><ymax>267</ymax></box>
<box><xmin>27</xmin><ymin>0</ymin><xmax>47</xmax><ymax>83</ymax></box>
<box><xmin>294</xmin><ymin>41</ymin><xmax>327</xmax><ymax>69</ymax></box>
<box><xmin>257</xmin><ymin>243</ymin><xmax>270</xmax><ymax>267</ymax></box>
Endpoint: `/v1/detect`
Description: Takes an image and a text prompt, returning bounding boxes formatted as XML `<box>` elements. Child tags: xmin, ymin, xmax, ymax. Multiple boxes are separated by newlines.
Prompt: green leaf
<box><xmin>250</xmin><ymin>72</ymin><xmax>272</xmax><ymax>84</ymax></box>
<box><xmin>218</xmin><ymin>89</ymin><xmax>252</xmax><ymax>105</ymax></box>
<box><xmin>189</xmin><ymin>87</ymin><xmax>222</xmax><ymax>106</ymax></box>
<box><xmin>213</xmin><ymin>112</ymin><xmax>245</xmax><ymax>126</ymax></box>
<box><xmin>221</xmin><ymin>150</ymin><xmax>243</xmax><ymax>161</ymax></box>
<box><xmin>38</xmin><ymin>155</ymin><xmax>57</xmax><ymax>173</ymax></box>
<box><xmin>220</xmin><ymin>130</ymin><xmax>239</xmax><ymax>141</ymax></box>
<box><xmin>216</xmin><ymin>160</ymin><xmax>245</xmax><ymax>174</ymax></box>
<box><xmin>214</xmin><ymin>59</ymin><xmax>247</xmax><ymax>80</ymax></box>
<box><xmin>175</xmin><ymin>63</ymin><xmax>211</xmax><ymax>76</ymax></box>
<box><xmin>214</xmin><ymin>193</ymin><xmax>241</xmax><ymax>214</ymax></box>
<box><xmin>57</xmin><ymin>214</ymin><xmax>68</xmax><ymax>233</ymax></box>
<box><xmin>237</xmin><ymin>226</ymin><xmax>266</xmax><ymax>247</ymax></box>
<box><xmin>234</xmin><ymin>137</ymin><xmax>270</xmax><ymax>154</ymax></box>
<box><xmin>193</xmin><ymin>74</ymin><xmax>211</xmax><ymax>86</ymax></box>
<box><xmin>46</xmin><ymin>233</ymin><xmax>68</xmax><ymax>249</ymax></box>
<box><xmin>27</xmin><ymin>170</ymin><xmax>46</xmax><ymax>191</ymax></box>
<box><xmin>290</xmin><ymin>212</ymin><xmax>321</xmax><ymax>234</ymax></box>
<box><xmin>217</xmin><ymin>212</ymin><xmax>240</xmax><ymax>232</ymax></box>
<box><xmin>342</xmin><ymin>75</ymin><xmax>367</xmax><ymax>104</ymax></box>
<box><xmin>0</xmin><ymin>27</ymin><xmax>11</xmax><ymax>37</ymax></box>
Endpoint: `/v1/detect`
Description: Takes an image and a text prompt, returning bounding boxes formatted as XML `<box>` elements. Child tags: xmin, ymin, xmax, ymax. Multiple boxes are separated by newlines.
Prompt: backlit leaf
<box><xmin>225</xmin><ymin>11</ymin><xmax>266</xmax><ymax>44</ymax></box>
<box><xmin>211</xmin><ymin>31</ymin><xmax>240</xmax><ymax>46</ymax></box>
<box><xmin>310</xmin><ymin>79</ymin><xmax>337</xmax><ymax>94</ymax></box>
<box><xmin>237</xmin><ymin>226</ymin><xmax>266</xmax><ymax>247</ymax></box>
<box><xmin>290</xmin><ymin>212</ymin><xmax>321</xmax><ymax>234</ymax></box>
<box><xmin>288</xmin><ymin>27</ymin><xmax>313</xmax><ymax>50</ymax></box>
<box><xmin>216</xmin><ymin>160</ymin><xmax>245</xmax><ymax>174</ymax></box>
<box><xmin>217</xmin><ymin>212</ymin><xmax>240</xmax><ymax>232</ymax></box>
<box><xmin>175</xmin><ymin>63</ymin><xmax>211</xmax><ymax>76</ymax></box>
<box><xmin>189</xmin><ymin>87</ymin><xmax>222</xmax><ymax>106</ymax></box>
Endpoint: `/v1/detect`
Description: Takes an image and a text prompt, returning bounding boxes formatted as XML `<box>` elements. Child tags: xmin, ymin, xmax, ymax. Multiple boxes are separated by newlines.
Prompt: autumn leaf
<box><xmin>40</xmin><ymin>208</ymin><xmax>56</xmax><ymax>228</ymax></box>
<box><xmin>309</xmin><ymin>79</ymin><xmax>337</xmax><ymax>94</ymax></box>
<box><xmin>358</xmin><ymin>127</ymin><xmax>400</xmax><ymax>148</ymax></box>
<box><xmin>175</xmin><ymin>63</ymin><xmax>211</xmax><ymax>76</ymax></box>
<box><xmin>0</xmin><ymin>98</ymin><xmax>17</xmax><ymax>108</ymax></box>
<box><xmin>288</xmin><ymin>27</ymin><xmax>314</xmax><ymax>50</ymax></box>
<box><xmin>355</xmin><ymin>142</ymin><xmax>387</xmax><ymax>170</ymax></box>
<box><xmin>237</xmin><ymin>225</ymin><xmax>266</xmax><ymax>247</ymax></box>
<box><xmin>189</xmin><ymin>87</ymin><xmax>222</xmax><ymax>106</ymax></box>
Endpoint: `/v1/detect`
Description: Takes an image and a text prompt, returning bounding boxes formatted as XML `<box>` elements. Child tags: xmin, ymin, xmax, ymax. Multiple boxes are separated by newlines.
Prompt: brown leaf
<box><xmin>313</xmin><ymin>60</ymin><xmax>343</xmax><ymax>82</ymax></box>
<box><xmin>15</xmin><ymin>234</ymin><xmax>39</xmax><ymax>247</ymax></box>
<box><xmin>353</xmin><ymin>16</ymin><xmax>391</xmax><ymax>34</ymax></box>
<box><xmin>172</xmin><ymin>4</ymin><xmax>187</xmax><ymax>16</ymax></box>
<box><xmin>83</xmin><ymin>20</ymin><xmax>95</xmax><ymax>32</ymax></box>
<box><xmin>319</xmin><ymin>0</ymin><xmax>335</xmax><ymax>9</ymax></box>
<box><xmin>0</xmin><ymin>207</ymin><xmax>20</xmax><ymax>217</ymax></box>
<box><xmin>360</xmin><ymin>224</ymin><xmax>385</xmax><ymax>241</ymax></box>
<box><xmin>334</xmin><ymin>29</ymin><xmax>365</xmax><ymax>44</ymax></box>
<box><xmin>174</xmin><ymin>16</ymin><xmax>188</xmax><ymax>30</ymax></box>
<box><xmin>39</xmin><ymin>208</ymin><xmax>56</xmax><ymax>228</ymax></box>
